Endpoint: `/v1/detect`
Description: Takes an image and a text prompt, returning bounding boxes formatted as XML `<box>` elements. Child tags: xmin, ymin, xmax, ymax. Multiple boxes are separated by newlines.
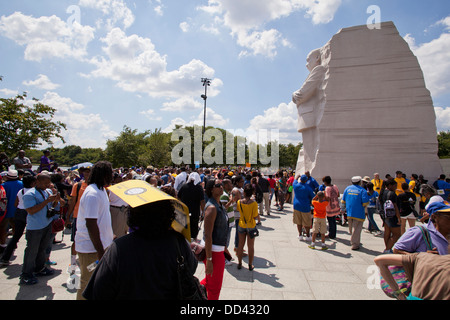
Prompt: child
<box><xmin>309</xmin><ymin>191</ymin><xmax>330</xmax><ymax>250</ymax></box>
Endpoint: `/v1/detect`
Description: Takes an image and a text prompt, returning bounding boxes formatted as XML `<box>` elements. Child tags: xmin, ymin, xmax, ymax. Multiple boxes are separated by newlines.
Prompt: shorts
<box><xmin>293</xmin><ymin>210</ymin><xmax>312</xmax><ymax>227</ymax></box>
<box><xmin>237</xmin><ymin>225</ymin><xmax>258</xmax><ymax>235</ymax></box>
<box><xmin>385</xmin><ymin>216</ymin><xmax>400</xmax><ymax>228</ymax></box>
<box><xmin>400</xmin><ymin>213</ymin><xmax>416</xmax><ymax>220</ymax></box>
<box><xmin>312</xmin><ymin>217</ymin><xmax>327</xmax><ymax>234</ymax></box>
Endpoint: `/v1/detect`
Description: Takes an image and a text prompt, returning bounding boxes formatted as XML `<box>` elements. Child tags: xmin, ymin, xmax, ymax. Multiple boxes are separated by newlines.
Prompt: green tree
<box><xmin>0</xmin><ymin>92</ymin><xmax>66</xmax><ymax>157</ymax></box>
<box><xmin>438</xmin><ymin>131</ymin><xmax>450</xmax><ymax>159</ymax></box>
<box><xmin>105</xmin><ymin>126</ymin><xmax>151</xmax><ymax>168</ymax></box>
<box><xmin>140</xmin><ymin>128</ymin><xmax>171</xmax><ymax>168</ymax></box>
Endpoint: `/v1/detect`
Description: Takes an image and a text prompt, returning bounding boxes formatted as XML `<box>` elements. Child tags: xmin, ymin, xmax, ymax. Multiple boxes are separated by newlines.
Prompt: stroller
<box><xmin>336</xmin><ymin>202</ymin><xmax>348</xmax><ymax>226</ymax></box>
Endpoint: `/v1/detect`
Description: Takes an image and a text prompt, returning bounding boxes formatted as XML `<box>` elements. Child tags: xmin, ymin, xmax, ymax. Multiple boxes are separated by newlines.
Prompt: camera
<box><xmin>47</xmin><ymin>207</ymin><xmax>58</xmax><ymax>218</ymax></box>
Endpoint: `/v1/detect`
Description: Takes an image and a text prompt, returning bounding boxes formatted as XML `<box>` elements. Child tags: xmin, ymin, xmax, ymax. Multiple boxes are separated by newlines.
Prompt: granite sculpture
<box><xmin>292</xmin><ymin>21</ymin><xmax>443</xmax><ymax>191</ymax></box>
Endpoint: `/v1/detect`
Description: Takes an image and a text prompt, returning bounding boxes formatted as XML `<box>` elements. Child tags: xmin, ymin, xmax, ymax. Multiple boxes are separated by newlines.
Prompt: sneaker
<box><xmin>308</xmin><ymin>244</ymin><xmax>316</xmax><ymax>250</ymax></box>
<box><xmin>19</xmin><ymin>275</ymin><xmax>38</xmax><ymax>285</ymax></box>
<box><xmin>305</xmin><ymin>236</ymin><xmax>312</xmax><ymax>242</ymax></box>
<box><xmin>45</xmin><ymin>260</ymin><xmax>57</xmax><ymax>266</ymax></box>
<box><xmin>35</xmin><ymin>267</ymin><xmax>55</xmax><ymax>277</ymax></box>
<box><xmin>321</xmin><ymin>244</ymin><xmax>328</xmax><ymax>250</ymax></box>
<box><xmin>298</xmin><ymin>235</ymin><xmax>304</xmax><ymax>241</ymax></box>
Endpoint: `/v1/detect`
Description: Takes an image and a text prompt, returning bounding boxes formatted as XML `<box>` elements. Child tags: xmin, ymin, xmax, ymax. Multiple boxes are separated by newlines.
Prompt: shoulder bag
<box><xmin>379</xmin><ymin>226</ymin><xmax>433</xmax><ymax>299</ymax></box>
<box><xmin>174</xmin><ymin>236</ymin><xmax>207</xmax><ymax>300</ymax></box>
<box><xmin>239</xmin><ymin>201</ymin><xmax>259</xmax><ymax>239</ymax></box>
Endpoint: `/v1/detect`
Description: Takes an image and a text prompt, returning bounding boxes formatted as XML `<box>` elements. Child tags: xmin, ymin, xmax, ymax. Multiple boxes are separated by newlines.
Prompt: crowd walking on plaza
<box><xmin>0</xmin><ymin>149</ymin><xmax>449</xmax><ymax>300</ymax></box>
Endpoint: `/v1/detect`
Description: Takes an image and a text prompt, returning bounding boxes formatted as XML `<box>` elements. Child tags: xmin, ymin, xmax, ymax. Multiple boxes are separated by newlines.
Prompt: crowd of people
<box><xmin>0</xmin><ymin>148</ymin><xmax>449</xmax><ymax>300</ymax></box>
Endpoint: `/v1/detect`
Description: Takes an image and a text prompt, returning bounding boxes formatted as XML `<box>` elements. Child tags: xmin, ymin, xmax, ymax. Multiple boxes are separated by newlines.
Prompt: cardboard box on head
<box><xmin>108</xmin><ymin>180</ymin><xmax>191</xmax><ymax>241</ymax></box>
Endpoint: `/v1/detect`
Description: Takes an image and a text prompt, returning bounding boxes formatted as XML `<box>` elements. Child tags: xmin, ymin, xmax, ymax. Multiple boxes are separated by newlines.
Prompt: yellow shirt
<box><xmin>409</xmin><ymin>180</ymin><xmax>421</xmax><ymax>199</ymax></box>
<box><xmin>395</xmin><ymin>177</ymin><xmax>406</xmax><ymax>195</ymax></box>
<box><xmin>237</xmin><ymin>200</ymin><xmax>258</xmax><ymax>229</ymax></box>
<box><xmin>371</xmin><ymin>179</ymin><xmax>383</xmax><ymax>193</ymax></box>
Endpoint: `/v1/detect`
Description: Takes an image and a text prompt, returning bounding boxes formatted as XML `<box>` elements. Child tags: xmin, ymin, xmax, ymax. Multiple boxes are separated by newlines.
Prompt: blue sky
<box><xmin>1</xmin><ymin>0</ymin><xmax>449</xmax><ymax>149</ymax></box>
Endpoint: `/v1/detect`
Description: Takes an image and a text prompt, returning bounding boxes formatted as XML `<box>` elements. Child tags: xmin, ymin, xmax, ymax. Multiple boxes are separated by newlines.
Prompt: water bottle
<box><xmin>87</xmin><ymin>260</ymin><xmax>98</xmax><ymax>272</ymax></box>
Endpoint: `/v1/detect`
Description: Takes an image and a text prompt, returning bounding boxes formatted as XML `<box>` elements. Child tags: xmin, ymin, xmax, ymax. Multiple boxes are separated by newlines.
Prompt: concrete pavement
<box><xmin>0</xmin><ymin>201</ymin><xmax>395</xmax><ymax>300</ymax></box>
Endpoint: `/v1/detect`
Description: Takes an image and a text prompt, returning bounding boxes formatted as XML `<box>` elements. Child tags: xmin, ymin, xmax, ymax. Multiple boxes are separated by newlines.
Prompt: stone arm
<box><xmin>292</xmin><ymin>66</ymin><xmax>325</xmax><ymax>105</ymax></box>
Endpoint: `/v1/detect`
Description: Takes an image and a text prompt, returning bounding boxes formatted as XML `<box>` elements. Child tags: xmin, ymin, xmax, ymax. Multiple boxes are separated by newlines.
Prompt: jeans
<box><xmin>327</xmin><ymin>216</ymin><xmax>337</xmax><ymax>239</ymax></box>
<box><xmin>234</xmin><ymin>218</ymin><xmax>240</xmax><ymax>249</ymax></box>
<box><xmin>366</xmin><ymin>207</ymin><xmax>380</xmax><ymax>232</ymax></box>
<box><xmin>1</xmin><ymin>218</ymin><xmax>26</xmax><ymax>262</ymax></box>
<box><xmin>21</xmin><ymin>223</ymin><xmax>53</xmax><ymax>277</ymax></box>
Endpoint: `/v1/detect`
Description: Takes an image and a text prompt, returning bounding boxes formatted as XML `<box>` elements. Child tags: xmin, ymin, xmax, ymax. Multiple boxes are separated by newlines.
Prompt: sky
<box><xmin>1</xmin><ymin>0</ymin><xmax>450</xmax><ymax>150</ymax></box>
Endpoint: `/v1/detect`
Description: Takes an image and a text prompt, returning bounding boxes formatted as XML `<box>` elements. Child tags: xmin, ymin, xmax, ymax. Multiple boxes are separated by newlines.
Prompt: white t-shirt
<box><xmin>75</xmin><ymin>184</ymin><xmax>114</xmax><ymax>254</ymax></box>
<box><xmin>16</xmin><ymin>188</ymin><xmax>32</xmax><ymax>210</ymax></box>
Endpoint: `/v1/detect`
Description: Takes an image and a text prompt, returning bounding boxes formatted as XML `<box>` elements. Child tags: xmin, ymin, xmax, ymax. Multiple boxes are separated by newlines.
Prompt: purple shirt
<box><xmin>393</xmin><ymin>221</ymin><xmax>448</xmax><ymax>255</ymax></box>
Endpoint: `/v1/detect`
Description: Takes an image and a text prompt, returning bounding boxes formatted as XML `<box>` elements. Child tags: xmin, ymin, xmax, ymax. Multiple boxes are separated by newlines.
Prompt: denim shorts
<box><xmin>385</xmin><ymin>216</ymin><xmax>400</xmax><ymax>228</ymax></box>
<box><xmin>237</xmin><ymin>225</ymin><xmax>257</xmax><ymax>235</ymax></box>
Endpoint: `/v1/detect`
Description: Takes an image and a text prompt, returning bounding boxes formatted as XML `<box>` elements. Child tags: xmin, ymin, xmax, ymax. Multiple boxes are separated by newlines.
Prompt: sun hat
<box><xmin>6</xmin><ymin>169</ymin><xmax>18</xmax><ymax>179</ymax></box>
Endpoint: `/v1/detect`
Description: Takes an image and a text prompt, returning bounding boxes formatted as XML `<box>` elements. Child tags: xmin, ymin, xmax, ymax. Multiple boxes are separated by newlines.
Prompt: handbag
<box><xmin>380</xmin><ymin>226</ymin><xmax>433</xmax><ymax>299</ymax></box>
<box><xmin>174</xmin><ymin>237</ymin><xmax>207</xmax><ymax>300</ymax></box>
<box><xmin>239</xmin><ymin>201</ymin><xmax>259</xmax><ymax>239</ymax></box>
<box><xmin>190</xmin><ymin>239</ymin><xmax>206</xmax><ymax>262</ymax></box>
<box><xmin>52</xmin><ymin>215</ymin><xmax>65</xmax><ymax>233</ymax></box>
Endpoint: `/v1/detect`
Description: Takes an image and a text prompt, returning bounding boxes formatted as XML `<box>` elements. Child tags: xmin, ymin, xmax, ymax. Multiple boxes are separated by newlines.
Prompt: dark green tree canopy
<box><xmin>0</xmin><ymin>92</ymin><xmax>66</xmax><ymax>157</ymax></box>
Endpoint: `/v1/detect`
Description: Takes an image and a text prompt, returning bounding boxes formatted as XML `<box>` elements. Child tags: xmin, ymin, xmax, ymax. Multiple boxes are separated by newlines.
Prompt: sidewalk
<box><xmin>0</xmin><ymin>202</ymin><xmax>392</xmax><ymax>300</ymax></box>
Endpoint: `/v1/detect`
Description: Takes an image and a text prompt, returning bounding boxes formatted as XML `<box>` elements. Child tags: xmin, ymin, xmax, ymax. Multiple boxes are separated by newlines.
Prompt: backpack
<box><xmin>384</xmin><ymin>200</ymin><xmax>396</xmax><ymax>218</ymax></box>
<box><xmin>413</xmin><ymin>181</ymin><xmax>421</xmax><ymax>195</ymax></box>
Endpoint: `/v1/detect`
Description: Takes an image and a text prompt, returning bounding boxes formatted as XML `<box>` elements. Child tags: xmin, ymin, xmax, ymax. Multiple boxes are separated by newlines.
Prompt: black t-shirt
<box><xmin>258</xmin><ymin>177</ymin><xmax>270</xmax><ymax>193</ymax></box>
<box><xmin>83</xmin><ymin>230</ymin><xmax>198</xmax><ymax>300</ymax></box>
<box><xmin>177</xmin><ymin>182</ymin><xmax>205</xmax><ymax>218</ymax></box>
<box><xmin>380</xmin><ymin>189</ymin><xmax>398</xmax><ymax>219</ymax></box>
<box><xmin>397</xmin><ymin>192</ymin><xmax>416</xmax><ymax>217</ymax></box>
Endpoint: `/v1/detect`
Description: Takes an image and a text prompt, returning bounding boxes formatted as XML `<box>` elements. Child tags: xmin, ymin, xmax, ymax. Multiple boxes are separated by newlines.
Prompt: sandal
<box><xmin>248</xmin><ymin>265</ymin><xmax>254</xmax><ymax>271</ymax></box>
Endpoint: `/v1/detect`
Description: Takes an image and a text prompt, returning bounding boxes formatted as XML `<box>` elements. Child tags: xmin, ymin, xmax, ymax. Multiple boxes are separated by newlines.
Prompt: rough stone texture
<box><xmin>294</xmin><ymin>21</ymin><xmax>443</xmax><ymax>191</ymax></box>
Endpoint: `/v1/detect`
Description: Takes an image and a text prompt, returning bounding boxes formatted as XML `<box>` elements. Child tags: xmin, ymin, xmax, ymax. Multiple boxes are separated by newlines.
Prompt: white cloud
<box><xmin>301</xmin><ymin>0</ymin><xmax>342</xmax><ymax>25</ymax></box>
<box><xmin>0</xmin><ymin>88</ymin><xmax>19</xmax><ymax>97</ymax></box>
<box><xmin>180</xmin><ymin>21</ymin><xmax>190</xmax><ymax>33</ymax></box>
<box><xmin>140</xmin><ymin>109</ymin><xmax>163</xmax><ymax>121</ymax></box>
<box><xmin>163</xmin><ymin>108</ymin><xmax>229</xmax><ymax>133</ymax></box>
<box><xmin>404</xmin><ymin>16</ymin><xmax>450</xmax><ymax>97</ymax></box>
<box><xmin>435</xmin><ymin>106</ymin><xmax>450</xmax><ymax>132</ymax></box>
<box><xmin>248</xmin><ymin>101</ymin><xmax>299</xmax><ymax>144</ymax></box>
<box><xmin>197</xmin><ymin>0</ymin><xmax>342</xmax><ymax>58</ymax></box>
<box><xmin>0</xmin><ymin>12</ymin><xmax>95</xmax><ymax>62</ymax></box>
<box><xmin>161</xmin><ymin>97</ymin><xmax>202</xmax><ymax>112</ymax></box>
<box><xmin>40</xmin><ymin>91</ymin><xmax>117</xmax><ymax>148</ymax></box>
<box><xmin>84</xmin><ymin>28</ymin><xmax>223</xmax><ymax>99</ymax></box>
<box><xmin>23</xmin><ymin>74</ymin><xmax>60</xmax><ymax>90</ymax></box>
<box><xmin>78</xmin><ymin>0</ymin><xmax>135</xmax><ymax>30</ymax></box>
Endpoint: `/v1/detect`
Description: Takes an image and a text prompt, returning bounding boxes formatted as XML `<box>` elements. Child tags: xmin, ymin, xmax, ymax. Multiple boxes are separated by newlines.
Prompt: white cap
<box><xmin>351</xmin><ymin>176</ymin><xmax>362</xmax><ymax>183</ymax></box>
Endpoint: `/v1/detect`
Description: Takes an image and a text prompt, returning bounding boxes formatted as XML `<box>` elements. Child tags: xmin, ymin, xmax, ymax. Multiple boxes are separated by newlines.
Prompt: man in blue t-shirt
<box><xmin>433</xmin><ymin>175</ymin><xmax>450</xmax><ymax>201</ymax></box>
<box><xmin>20</xmin><ymin>173</ymin><xmax>62</xmax><ymax>285</ymax></box>
<box><xmin>293</xmin><ymin>175</ymin><xmax>315</xmax><ymax>241</ymax></box>
<box><xmin>342</xmin><ymin>176</ymin><xmax>369</xmax><ymax>250</ymax></box>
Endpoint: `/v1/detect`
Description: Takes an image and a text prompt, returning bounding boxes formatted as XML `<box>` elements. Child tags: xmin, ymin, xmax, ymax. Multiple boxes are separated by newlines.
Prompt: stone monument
<box><xmin>293</xmin><ymin>21</ymin><xmax>443</xmax><ymax>192</ymax></box>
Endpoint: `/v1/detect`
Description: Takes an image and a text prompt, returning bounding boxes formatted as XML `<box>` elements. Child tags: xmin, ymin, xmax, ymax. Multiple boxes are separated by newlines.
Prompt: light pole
<box><xmin>201</xmin><ymin>78</ymin><xmax>211</xmax><ymax>135</ymax></box>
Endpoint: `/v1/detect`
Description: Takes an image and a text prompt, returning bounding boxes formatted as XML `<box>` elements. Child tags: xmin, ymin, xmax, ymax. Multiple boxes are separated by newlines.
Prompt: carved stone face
<box><xmin>306</xmin><ymin>50</ymin><xmax>321</xmax><ymax>72</ymax></box>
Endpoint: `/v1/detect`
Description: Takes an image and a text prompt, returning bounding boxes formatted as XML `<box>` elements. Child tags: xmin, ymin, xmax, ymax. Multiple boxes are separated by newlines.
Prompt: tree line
<box><xmin>1</xmin><ymin>85</ymin><xmax>448</xmax><ymax>169</ymax></box>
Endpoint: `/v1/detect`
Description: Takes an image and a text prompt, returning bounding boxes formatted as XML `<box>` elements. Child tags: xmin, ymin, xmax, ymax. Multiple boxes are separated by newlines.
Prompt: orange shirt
<box><xmin>312</xmin><ymin>200</ymin><xmax>329</xmax><ymax>219</ymax></box>
<box><xmin>70</xmin><ymin>181</ymin><xmax>88</xmax><ymax>218</ymax></box>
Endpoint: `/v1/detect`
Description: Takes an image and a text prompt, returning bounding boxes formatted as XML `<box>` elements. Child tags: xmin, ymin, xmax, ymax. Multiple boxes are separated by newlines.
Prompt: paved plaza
<box><xmin>0</xmin><ymin>201</ymin><xmax>395</xmax><ymax>300</ymax></box>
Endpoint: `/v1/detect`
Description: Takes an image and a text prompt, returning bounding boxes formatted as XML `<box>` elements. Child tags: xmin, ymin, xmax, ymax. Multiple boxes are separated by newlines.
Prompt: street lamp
<box><xmin>201</xmin><ymin>78</ymin><xmax>211</xmax><ymax>135</ymax></box>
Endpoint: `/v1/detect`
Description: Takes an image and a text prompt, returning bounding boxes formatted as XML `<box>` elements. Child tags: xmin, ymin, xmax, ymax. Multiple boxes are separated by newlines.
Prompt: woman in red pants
<box><xmin>201</xmin><ymin>178</ymin><xmax>229</xmax><ymax>300</ymax></box>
